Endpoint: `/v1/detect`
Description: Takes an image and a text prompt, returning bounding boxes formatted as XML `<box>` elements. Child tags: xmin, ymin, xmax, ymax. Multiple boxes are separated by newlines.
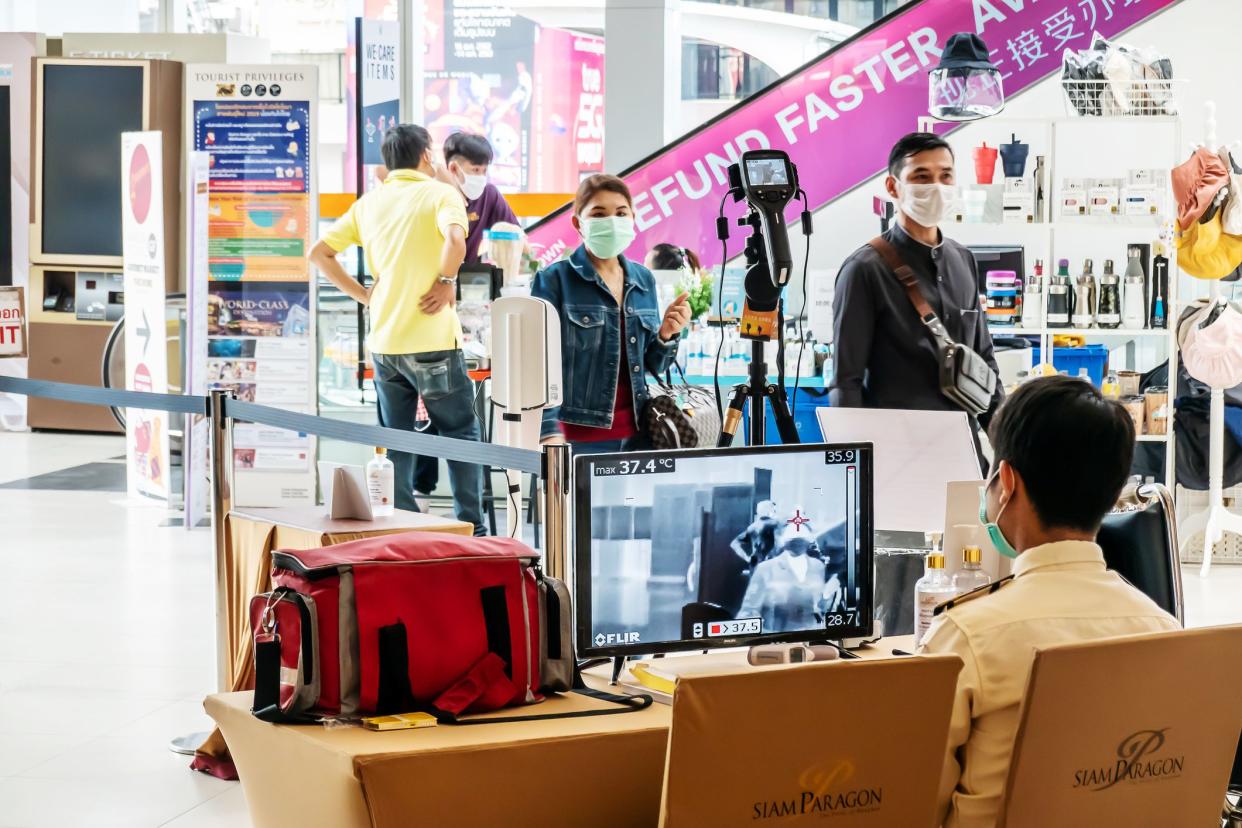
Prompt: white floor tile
<box><xmin>0</xmin><ymin>773</ymin><xmax>231</xmax><ymax>828</ymax></box>
<box><xmin>159</xmin><ymin>785</ymin><xmax>252</xmax><ymax>828</ymax></box>
<box><xmin>0</xmin><ymin>432</ymin><xmax>124</xmax><ymax>484</ymax></box>
<box><xmin>0</xmin><ymin>732</ymin><xmax>89</xmax><ymax>778</ymax></box>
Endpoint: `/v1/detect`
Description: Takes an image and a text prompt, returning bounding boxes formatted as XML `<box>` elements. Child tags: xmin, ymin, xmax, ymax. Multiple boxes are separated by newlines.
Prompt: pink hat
<box><xmin>1172</xmin><ymin>147</ymin><xmax>1229</xmax><ymax>231</ymax></box>
<box><xmin>1182</xmin><ymin>303</ymin><xmax>1242</xmax><ymax>389</ymax></box>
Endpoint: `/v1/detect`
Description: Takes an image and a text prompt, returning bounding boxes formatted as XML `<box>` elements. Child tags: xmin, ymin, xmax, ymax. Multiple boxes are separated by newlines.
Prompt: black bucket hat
<box><xmin>933</xmin><ymin>33</ymin><xmax>997</xmax><ymax>73</ymax></box>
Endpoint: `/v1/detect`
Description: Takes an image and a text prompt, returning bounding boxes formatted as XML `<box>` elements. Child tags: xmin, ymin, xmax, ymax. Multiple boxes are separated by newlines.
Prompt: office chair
<box><xmin>1097</xmin><ymin>482</ymin><xmax>1184</xmax><ymax>624</ymax></box>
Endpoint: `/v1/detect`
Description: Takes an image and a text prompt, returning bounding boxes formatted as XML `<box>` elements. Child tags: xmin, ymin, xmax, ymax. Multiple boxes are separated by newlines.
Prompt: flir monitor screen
<box><xmin>745</xmin><ymin>157</ymin><xmax>790</xmax><ymax>188</ymax></box>
<box><xmin>574</xmin><ymin>443</ymin><xmax>873</xmax><ymax>658</ymax></box>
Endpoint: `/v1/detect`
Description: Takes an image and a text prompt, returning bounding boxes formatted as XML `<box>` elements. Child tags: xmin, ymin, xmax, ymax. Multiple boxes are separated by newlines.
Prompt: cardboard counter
<box><xmin>205</xmin><ymin>640</ymin><xmax>911</xmax><ymax>825</ymax></box>
<box><xmin>206</xmin><ymin>690</ymin><xmax>671</xmax><ymax>828</ymax></box>
<box><xmin>195</xmin><ymin>507</ymin><xmax>474</xmax><ymax>777</ymax></box>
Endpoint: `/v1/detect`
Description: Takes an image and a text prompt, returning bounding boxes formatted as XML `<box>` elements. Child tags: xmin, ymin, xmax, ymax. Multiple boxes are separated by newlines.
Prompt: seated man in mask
<box><xmin>919</xmin><ymin>376</ymin><xmax>1180</xmax><ymax>827</ymax></box>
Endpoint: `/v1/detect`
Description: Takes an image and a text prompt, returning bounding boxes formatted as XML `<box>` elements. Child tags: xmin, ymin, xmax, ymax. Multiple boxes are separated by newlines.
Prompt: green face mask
<box><xmin>979</xmin><ymin>472</ymin><xmax>1019</xmax><ymax>559</ymax></box>
<box><xmin>580</xmin><ymin>216</ymin><xmax>636</xmax><ymax>259</ymax></box>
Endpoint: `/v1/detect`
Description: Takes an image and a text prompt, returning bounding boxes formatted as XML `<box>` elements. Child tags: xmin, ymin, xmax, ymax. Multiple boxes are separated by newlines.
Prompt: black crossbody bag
<box><xmin>868</xmin><ymin>237</ymin><xmax>997</xmax><ymax>417</ymax></box>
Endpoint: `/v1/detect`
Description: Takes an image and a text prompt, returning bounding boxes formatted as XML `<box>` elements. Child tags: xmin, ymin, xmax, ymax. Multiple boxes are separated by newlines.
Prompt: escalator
<box><xmin>526</xmin><ymin>0</ymin><xmax>1178</xmax><ymax>266</ymax></box>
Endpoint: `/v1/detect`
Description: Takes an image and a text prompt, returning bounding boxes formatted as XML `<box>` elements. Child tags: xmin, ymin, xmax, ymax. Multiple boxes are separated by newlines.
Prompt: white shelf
<box><xmin>989</xmin><ymin>326</ymin><xmax>1168</xmax><ymax>338</ymax></box>
<box><xmin>1052</xmin><ymin>217</ymin><xmax>1165</xmax><ymax>228</ymax></box>
<box><xmin>1137</xmin><ymin>434</ymin><xmax>1170</xmax><ymax>443</ymax></box>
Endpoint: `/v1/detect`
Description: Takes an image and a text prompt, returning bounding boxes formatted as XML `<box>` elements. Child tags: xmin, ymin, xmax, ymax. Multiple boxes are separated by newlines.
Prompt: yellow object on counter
<box><xmin>361</xmin><ymin>712</ymin><xmax>439</xmax><ymax>731</ymax></box>
<box><xmin>1050</xmin><ymin>335</ymin><xmax>1086</xmax><ymax>348</ymax></box>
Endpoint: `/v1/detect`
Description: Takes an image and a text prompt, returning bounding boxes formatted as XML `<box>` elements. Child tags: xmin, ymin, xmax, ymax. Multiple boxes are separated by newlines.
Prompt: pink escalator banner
<box><xmin>526</xmin><ymin>0</ymin><xmax>1178</xmax><ymax>267</ymax></box>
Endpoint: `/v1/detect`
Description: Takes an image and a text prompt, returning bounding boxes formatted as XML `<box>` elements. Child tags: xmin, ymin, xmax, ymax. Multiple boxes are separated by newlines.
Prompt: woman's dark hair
<box><xmin>382</xmin><ymin>124</ymin><xmax>432</xmax><ymax>171</ymax></box>
<box><xmin>988</xmin><ymin>376</ymin><xmax>1135</xmax><ymax>532</ymax></box>
<box><xmin>443</xmin><ymin>132</ymin><xmax>493</xmax><ymax>166</ymax></box>
<box><xmin>887</xmin><ymin>131</ymin><xmax>954</xmax><ymax>177</ymax></box>
<box><xmin>573</xmin><ymin>174</ymin><xmax>633</xmax><ymax>216</ymax></box>
<box><xmin>648</xmin><ymin>243</ymin><xmax>701</xmax><ymax>271</ymax></box>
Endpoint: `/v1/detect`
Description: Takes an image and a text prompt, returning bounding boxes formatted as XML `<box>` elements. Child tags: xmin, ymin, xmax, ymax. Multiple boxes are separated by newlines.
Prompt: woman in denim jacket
<box><xmin>533</xmin><ymin>175</ymin><xmax>692</xmax><ymax>451</ymax></box>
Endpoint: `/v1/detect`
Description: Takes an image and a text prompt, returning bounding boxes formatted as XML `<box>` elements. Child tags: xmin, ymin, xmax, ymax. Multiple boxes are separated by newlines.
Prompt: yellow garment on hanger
<box><xmin>1177</xmin><ymin>212</ymin><xmax>1242</xmax><ymax>280</ymax></box>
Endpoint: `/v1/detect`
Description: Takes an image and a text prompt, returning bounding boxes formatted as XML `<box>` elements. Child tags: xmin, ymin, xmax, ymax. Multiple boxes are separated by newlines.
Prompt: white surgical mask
<box><xmin>897</xmin><ymin>182</ymin><xmax>959</xmax><ymax>227</ymax></box>
<box><xmin>460</xmin><ymin>173</ymin><xmax>487</xmax><ymax>201</ymax></box>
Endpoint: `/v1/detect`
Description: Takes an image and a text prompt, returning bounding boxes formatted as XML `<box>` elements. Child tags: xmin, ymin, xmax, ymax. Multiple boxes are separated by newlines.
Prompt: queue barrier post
<box><xmin>209</xmin><ymin>389</ymin><xmax>235</xmax><ymax>693</ymax></box>
<box><xmin>542</xmin><ymin>443</ymin><xmax>571</xmax><ymax>583</ymax></box>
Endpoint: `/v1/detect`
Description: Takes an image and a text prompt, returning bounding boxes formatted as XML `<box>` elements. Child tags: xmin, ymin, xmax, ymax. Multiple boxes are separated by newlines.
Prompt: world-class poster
<box><xmin>187</xmin><ymin>64</ymin><xmax>318</xmax><ymax>507</ymax></box>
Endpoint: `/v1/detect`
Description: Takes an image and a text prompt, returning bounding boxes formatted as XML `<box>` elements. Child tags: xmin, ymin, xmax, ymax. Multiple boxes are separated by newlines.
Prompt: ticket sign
<box><xmin>0</xmin><ymin>286</ymin><xmax>26</xmax><ymax>357</ymax></box>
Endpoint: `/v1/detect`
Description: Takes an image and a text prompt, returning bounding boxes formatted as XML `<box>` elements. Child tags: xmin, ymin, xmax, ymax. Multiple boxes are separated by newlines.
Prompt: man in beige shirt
<box><xmin>920</xmin><ymin>376</ymin><xmax>1180</xmax><ymax>827</ymax></box>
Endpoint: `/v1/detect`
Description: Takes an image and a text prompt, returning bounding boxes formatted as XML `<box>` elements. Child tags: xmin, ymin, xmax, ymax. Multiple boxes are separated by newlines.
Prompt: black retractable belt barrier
<box><xmin>0</xmin><ymin>375</ymin><xmax>209</xmax><ymax>416</ymax></box>
<box><xmin>0</xmin><ymin>376</ymin><xmax>543</xmax><ymax>476</ymax></box>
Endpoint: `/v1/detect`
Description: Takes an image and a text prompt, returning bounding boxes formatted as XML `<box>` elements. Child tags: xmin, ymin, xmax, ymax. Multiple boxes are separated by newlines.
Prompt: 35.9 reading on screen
<box><xmin>825</xmin><ymin>449</ymin><xmax>858</xmax><ymax>465</ymax></box>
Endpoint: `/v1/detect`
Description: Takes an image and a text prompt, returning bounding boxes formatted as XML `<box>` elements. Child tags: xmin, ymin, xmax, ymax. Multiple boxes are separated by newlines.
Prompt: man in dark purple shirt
<box><xmin>443</xmin><ymin>132</ymin><xmax>519</xmax><ymax>263</ymax></box>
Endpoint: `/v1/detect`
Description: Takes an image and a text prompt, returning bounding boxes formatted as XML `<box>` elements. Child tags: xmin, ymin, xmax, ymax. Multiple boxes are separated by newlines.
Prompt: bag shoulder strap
<box><xmin>436</xmin><ymin>663</ymin><xmax>653</xmax><ymax>726</ymax></box>
<box><xmin>867</xmin><ymin>236</ymin><xmax>956</xmax><ymax>346</ymax></box>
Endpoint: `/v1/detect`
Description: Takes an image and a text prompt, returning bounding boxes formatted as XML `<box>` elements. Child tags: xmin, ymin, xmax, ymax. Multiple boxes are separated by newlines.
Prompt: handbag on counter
<box><xmin>249</xmin><ymin>533</ymin><xmax>649</xmax><ymax>725</ymax></box>
<box><xmin>868</xmin><ymin>236</ymin><xmax>997</xmax><ymax>418</ymax></box>
<box><xmin>643</xmin><ymin>361</ymin><xmax>721</xmax><ymax>449</ymax></box>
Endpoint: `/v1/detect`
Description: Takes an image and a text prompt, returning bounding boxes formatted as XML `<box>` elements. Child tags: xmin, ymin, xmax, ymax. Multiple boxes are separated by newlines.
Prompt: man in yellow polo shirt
<box><xmin>308</xmin><ymin>124</ymin><xmax>483</xmax><ymax>534</ymax></box>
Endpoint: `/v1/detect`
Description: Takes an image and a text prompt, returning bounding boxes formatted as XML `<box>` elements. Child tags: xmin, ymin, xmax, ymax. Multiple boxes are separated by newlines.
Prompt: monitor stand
<box><xmin>610</xmin><ymin>656</ymin><xmax>626</xmax><ymax>686</ymax></box>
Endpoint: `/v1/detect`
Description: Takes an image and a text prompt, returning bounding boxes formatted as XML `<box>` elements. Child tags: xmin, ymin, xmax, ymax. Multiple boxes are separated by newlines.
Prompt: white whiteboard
<box><xmin>817</xmin><ymin>408</ymin><xmax>981</xmax><ymax>533</ymax></box>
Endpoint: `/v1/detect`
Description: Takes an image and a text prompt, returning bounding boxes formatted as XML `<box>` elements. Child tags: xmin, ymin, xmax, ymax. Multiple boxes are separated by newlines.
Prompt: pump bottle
<box><xmin>951</xmin><ymin>546</ymin><xmax>992</xmax><ymax>595</ymax></box>
<box><xmin>915</xmin><ymin>552</ymin><xmax>956</xmax><ymax>646</ymax></box>
<box><xmin>367</xmin><ymin>447</ymin><xmax>395</xmax><ymax>517</ymax></box>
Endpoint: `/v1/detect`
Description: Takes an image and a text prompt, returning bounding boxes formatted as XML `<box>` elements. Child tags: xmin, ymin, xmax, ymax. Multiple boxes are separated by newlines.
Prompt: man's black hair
<box><xmin>887</xmin><ymin>132</ymin><xmax>955</xmax><ymax>177</ymax></box>
<box><xmin>381</xmin><ymin>124</ymin><xmax>432</xmax><ymax>171</ymax></box>
<box><xmin>988</xmin><ymin>376</ymin><xmax>1135</xmax><ymax>533</ymax></box>
<box><xmin>443</xmin><ymin>132</ymin><xmax>494</xmax><ymax>166</ymax></box>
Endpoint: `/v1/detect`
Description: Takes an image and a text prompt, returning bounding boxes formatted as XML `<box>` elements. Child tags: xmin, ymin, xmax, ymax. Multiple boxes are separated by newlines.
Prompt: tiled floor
<box><xmin>1</xmin><ymin>429</ymin><xmax>1241</xmax><ymax>826</ymax></box>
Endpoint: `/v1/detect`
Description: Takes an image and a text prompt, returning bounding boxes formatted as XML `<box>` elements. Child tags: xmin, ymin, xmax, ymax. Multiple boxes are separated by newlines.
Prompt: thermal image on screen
<box><xmin>581</xmin><ymin>447</ymin><xmax>868</xmax><ymax>653</ymax></box>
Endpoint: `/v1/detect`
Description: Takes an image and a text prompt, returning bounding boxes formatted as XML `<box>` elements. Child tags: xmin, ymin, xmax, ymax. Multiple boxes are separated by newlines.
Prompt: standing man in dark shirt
<box><xmin>829</xmin><ymin>132</ymin><xmax>1003</xmax><ymax>438</ymax></box>
<box><xmin>443</xmin><ymin>132</ymin><xmax>520</xmax><ymax>263</ymax></box>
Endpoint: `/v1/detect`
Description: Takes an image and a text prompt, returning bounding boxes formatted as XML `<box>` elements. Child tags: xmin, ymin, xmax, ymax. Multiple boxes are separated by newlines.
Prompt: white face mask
<box><xmin>897</xmin><ymin>182</ymin><xmax>959</xmax><ymax>227</ymax></box>
<box><xmin>459</xmin><ymin>173</ymin><xmax>487</xmax><ymax>201</ymax></box>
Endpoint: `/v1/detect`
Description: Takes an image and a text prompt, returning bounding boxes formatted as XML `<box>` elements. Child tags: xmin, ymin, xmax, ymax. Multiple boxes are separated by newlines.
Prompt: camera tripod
<box><xmin>717</xmin><ymin>214</ymin><xmax>800</xmax><ymax>448</ymax></box>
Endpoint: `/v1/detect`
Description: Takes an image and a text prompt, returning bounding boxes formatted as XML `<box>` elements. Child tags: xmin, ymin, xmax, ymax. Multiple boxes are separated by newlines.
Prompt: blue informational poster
<box><xmin>358</xmin><ymin>19</ymin><xmax>401</xmax><ymax>168</ymax></box>
<box><xmin>193</xmin><ymin>100</ymin><xmax>311</xmax><ymax>193</ymax></box>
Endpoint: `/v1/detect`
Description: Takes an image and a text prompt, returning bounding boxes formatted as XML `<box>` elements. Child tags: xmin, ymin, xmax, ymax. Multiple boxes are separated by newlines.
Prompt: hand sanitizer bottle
<box><xmin>367</xmin><ymin>447</ymin><xmax>395</xmax><ymax>517</ymax></box>
<box><xmin>915</xmin><ymin>551</ymin><xmax>956</xmax><ymax>647</ymax></box>
<box><xmin>952</xmin><ymin>546</ymin><xmax>992</xmax><ymax>595</ymax></box>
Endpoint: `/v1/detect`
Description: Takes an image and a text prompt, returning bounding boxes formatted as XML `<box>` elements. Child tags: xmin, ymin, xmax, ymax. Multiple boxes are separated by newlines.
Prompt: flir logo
<box><xmin>594</xmin><ymin>631</ymin><xmax>640</xmax><ymax>647</ymax></box>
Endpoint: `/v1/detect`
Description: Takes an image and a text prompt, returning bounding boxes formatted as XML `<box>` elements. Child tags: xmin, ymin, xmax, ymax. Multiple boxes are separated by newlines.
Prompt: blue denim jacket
<box><xmin>532</xmin><ymin>245</ymin><xmax>679</xmax><ymax>438</ymax></box>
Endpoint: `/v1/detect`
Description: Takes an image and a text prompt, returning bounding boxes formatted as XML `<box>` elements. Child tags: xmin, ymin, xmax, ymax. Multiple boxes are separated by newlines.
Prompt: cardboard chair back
<box><xmin>1000</xmin><ymin>624</ymin><xmax>1242</xmax><ymax>828</ymax></box>
<box><xmin>659</xmin><ymin>654</ymin><xmax>963</xmax><ymax>827</ymax></box>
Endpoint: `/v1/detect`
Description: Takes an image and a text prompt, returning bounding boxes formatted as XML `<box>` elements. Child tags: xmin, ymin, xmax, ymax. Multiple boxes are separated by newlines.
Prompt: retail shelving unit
<box><xmin>943</xmin><ymin>115</ymin><xmax>1182</xmax><ymax>490</ymax></box>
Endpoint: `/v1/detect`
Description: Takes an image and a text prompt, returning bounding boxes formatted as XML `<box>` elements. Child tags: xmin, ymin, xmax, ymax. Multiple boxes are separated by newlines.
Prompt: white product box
<box><xmin>1088</xmin><ymin>180</ymin><xmax>1121</xmax><ymax>216</ymax></box>
<box><xmin>1002</xmin><ymin>177</ymin><xmax>1035</xmax><ymax>223</ymax></box>
<box><xmin>1121</xmin><ymin>188</ymin><xmax>1161</xmax><ymax>217</ymax></box>
<box><xmin>1128</xmin><ymin>168</ymin><xmax>1168</xmax><ymax>188</ymax></box>
<box><xmin>1062</xmin><ymin>178</ymin><xmax>1087</xmax><ymax>217</ymax></box>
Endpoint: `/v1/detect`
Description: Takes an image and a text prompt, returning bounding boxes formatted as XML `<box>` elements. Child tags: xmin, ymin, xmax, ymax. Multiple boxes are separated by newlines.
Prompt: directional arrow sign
<box><xmin>136</xmin><ymin>308</ymin><xmax>151</xmax><ymax>357</ymax></box>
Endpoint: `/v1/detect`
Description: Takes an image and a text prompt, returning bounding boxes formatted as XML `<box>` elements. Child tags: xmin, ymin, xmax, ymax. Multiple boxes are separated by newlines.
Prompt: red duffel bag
<box><xmin>249</xmin><ymin>532</ymin><xmax>639</xmax><ymax>724</ymax></box>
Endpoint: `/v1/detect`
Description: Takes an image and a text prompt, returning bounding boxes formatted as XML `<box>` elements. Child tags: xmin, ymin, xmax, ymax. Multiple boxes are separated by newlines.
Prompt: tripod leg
<box><xmin>768</xmin><ymin>385</ymin><xmax>801</xmax><ymax>444</ymax></box>
<box><xmin>717</xmin><ymin>385</ymin><xmax>748</xmax><ymax>448</ymax></box>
